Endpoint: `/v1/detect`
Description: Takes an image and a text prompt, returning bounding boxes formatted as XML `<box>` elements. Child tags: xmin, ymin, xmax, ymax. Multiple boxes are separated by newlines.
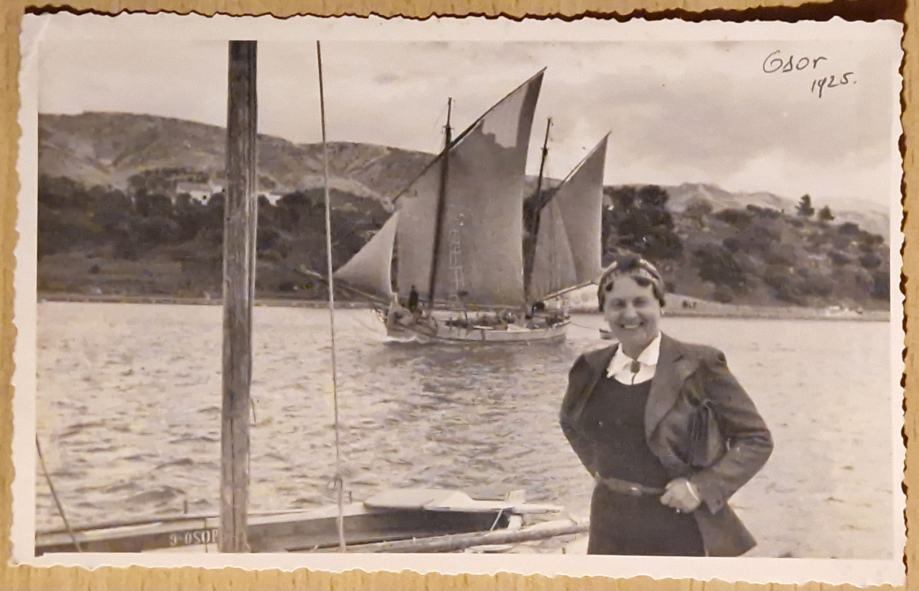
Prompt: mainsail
<box><xmin>396</xmin><ymin>71</ymin><xmax>544</xmax><ymax>308</ymax></box>
<box><xmin>333</xmin><ymin>212</ymin><xmax>399</xmax><ymax>300</ymax></box>
<box><xmin>528</xmin><ymin>135</ymin><xmax>608</xmax><ymax>302</ymax></box>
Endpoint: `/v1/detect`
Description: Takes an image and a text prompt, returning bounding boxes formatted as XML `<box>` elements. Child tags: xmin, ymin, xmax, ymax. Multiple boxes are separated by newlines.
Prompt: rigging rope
<box><xmin>35</xmin><ymin>435</ymin><xmax>82</xmax><ymax>552</ymax></box>
<box><xmin>568</xmin><ymin>320</ymin><xmax>605</xmax><ymax>332</ymax></box>
<box><xmin>316</xmin><ymin>41</ymin><xmax>347</xmax><ymax>553</ymax></box>
<box><xmin>432</xmin><ymin>100</ymin><xmax>449</xmax><ymax>142</ymax></box>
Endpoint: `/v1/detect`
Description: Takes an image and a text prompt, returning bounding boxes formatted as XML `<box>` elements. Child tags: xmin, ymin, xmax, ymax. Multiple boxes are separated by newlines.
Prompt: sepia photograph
<box><xmin>11</xmin><ymin>13</ymin><xmax>905</xmax><ymax>586</ymax></box>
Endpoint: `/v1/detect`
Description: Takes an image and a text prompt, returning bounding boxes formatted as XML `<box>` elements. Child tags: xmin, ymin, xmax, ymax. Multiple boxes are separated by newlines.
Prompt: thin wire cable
<box><xmin>316</xmin><ymin>40</ymin><xmax>346</xmax><ymax>553</ymax></box>
<box><xmin>569</xmin><ymin>320</ymin><xmax>605</xmax><ymax>331</ymax></box>
<box><xmin>35</xmin><ymin>436</ymin><xmax>82</xmax><ymax>552</ymax></box>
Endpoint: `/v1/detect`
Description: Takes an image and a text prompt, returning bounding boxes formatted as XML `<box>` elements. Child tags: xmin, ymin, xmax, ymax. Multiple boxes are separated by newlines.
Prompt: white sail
<box><xmin>556</xmin><ymin>135</ymin><xmax>607</xmax><ymax>285</ymax></box>
<box><xmin>392</xmin><ymin>166</ymin><xmax>440</xmax><ymax>302</ymax></box>
<box><xmin>396</xmin><ymin>71</ymin><xmax>544</xmax><ymax>308</ymax></box>
<box><xmin>528</xmin><ymin>200</ymin><xmax>577</xmax><ymax>302</ymax></box>
<box><xmin>333</xmin><ymin>212</ymin><xmax>398</xmax><ymax>300</ymax></box>
<box><xmin>529</xmin><ymin>135</ymin><xmax>607</xmax><ymax>300</ymax></box>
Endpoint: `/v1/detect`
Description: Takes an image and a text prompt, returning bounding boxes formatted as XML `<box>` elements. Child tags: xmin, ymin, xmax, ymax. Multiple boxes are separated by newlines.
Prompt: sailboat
<box><xmin>331</xmin><ymin>71</ymin><xmax>607</xmax><ymax>344</ymax></box>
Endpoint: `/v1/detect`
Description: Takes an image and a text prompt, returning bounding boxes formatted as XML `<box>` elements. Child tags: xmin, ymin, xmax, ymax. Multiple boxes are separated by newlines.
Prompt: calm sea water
<box><xmin>35</xmin><ymin>302</ymin><xmax>897</xmax><ymax>558</ymax></box>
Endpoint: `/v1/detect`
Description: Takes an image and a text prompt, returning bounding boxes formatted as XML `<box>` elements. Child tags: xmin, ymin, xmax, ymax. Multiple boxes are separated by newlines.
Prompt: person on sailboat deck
<box><xmin>407</xmin><ymin>285</ymin><xmax>420</xmax><ymax>314</ymax></box>
<box><xmin>559</xmin><ymin>254</ymin><xmax>773</xmax><ymax>557</ymax></box>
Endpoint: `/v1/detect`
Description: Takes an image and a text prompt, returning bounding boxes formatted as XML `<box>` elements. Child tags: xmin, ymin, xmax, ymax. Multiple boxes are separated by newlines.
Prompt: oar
<box><xmin>316</xmin><ymin>520</ymin><xmax>589</xmax><ymax>553</ymax></box>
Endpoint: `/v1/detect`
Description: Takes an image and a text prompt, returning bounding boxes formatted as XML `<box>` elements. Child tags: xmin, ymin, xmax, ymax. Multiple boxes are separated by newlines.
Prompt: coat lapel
<box><xmin>644</xmin><ymin>333</ymin><xmax>698</xmax><ymax>439</ymax></box>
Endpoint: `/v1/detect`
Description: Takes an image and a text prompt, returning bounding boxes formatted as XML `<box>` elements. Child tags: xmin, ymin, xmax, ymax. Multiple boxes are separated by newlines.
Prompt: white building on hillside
<box><xmin>260</xmin><ymin>192</ymin><xmax>284</xmax><ymax>206</ymax></box>
<box><xmin>175</xmin><ymin>181</ymin><xmax>221</xmax><ymax>205</ymax></box>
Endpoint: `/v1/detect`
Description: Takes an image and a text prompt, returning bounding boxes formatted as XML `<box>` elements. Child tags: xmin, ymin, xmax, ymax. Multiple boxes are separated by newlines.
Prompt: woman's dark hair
<box><xmin>596</xmin><ymin>254</ymin><xmax>666</xmax><ymax>311</ymax></box>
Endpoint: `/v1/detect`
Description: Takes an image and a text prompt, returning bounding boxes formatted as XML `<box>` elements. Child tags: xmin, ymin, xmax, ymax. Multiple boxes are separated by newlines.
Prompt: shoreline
<box><xmin>37</xmin><ymin>292</ymin><xmax>891</xmax><ymax>322</ymax></box>
<box><xmin>37</xmin><ymin>292</ymin><xmax>371</xmax><ymax>309</ymax></box>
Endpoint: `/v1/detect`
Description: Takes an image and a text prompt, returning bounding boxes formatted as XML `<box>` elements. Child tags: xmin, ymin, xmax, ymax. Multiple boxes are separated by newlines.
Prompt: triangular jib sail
<box><xmin>528</xmin><ymin>199</ymin><xmax>577</xmax><ymax>302</ymax></box>
<box><xmin>333</xmin><ymin>212</ymin><xmax>399</xmax><ymax>300</ymax></box>
<box><xmin>396</xmin><ymin>71</ymin><xmax>544</xmax><ymax>308</ymax></box>
<box><xmin>529</xmin><ymin>135</ymin><xmax>608</xmax><ymax>302</ymax></box>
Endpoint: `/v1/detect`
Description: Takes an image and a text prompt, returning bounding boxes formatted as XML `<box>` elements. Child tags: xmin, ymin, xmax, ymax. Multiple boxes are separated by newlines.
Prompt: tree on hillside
<box><xmin>872</xmin><ymin>269</ymin><xmax>890</xmax><ymax>300</ymax></box>
<box><xmin>134</xmin><ymin>191</ymin><xmax>173</xmax><ymax>218</ymax></box>
<box><xmin>859</xmin><ymin>252</ymin><xmax>882</xmax><ymax>269</ymax></box>
<box><xmin>39</xmin><ymin>175</ymin><xmax>83</xmax><ymax>209</ymax></box>
<box><xmin>818</xmin><ymin>205</ymin><xmax>834</xmax><ymax>222</ymax></box>
<box><xmin>858</xmin><ymin>232</ymin><xmax>885</xmax><ymax>250</ymax></box>
<box><xmin>692</xmin><ymin>246</ymin><xmax>746</xmax><ymax>292</ymax></box>
<box><xmin>796</xmin><ymin>194</ymin><xmax>815</xmax><ymax>218</ymax></box>
<box><xmin>714</xmin><ymin>208</ymin><xmax>752</xmax><ymax>228</ymax></box>
<box><xmin>839</xmin><ymin>221</ymin><xmax>862</xmax><ymax>235</ymax></box>
<box><xmin>745</xmin><ymin>204</ymin><xmax>781</xmax><ymax>219</ymax></box>
<box><xmin>604</xmin><ymin>185</ymin><xmax>683</xmax><ymax>261</ymax></box>
<box><xmin>90</xmin><ymin>188</ymin><xmax>131</xmax><ymax>231</ymax></box>
<box><xmin>683</xmin><ymin>198</ymin><xmax>713</xmax><ymax>228</ymax></box>
<box><xmin>173</xmin><ymin>194</ymin><xmax>208</xmax><ymax>241</ymax></box>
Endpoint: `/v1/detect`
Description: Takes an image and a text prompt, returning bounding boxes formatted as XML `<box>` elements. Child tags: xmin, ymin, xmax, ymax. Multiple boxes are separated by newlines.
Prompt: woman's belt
<box><xmin>597</xmin><ymin>475</ymin><xmax>665</xmax><ymax>497</ymax></box>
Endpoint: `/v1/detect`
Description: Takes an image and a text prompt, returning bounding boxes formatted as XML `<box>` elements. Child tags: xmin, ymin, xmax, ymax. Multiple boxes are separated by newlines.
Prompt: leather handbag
<box><xmin>684</xmin><ymin>365</ymin><xmax>727</xmax><ymax>469</ymax></box>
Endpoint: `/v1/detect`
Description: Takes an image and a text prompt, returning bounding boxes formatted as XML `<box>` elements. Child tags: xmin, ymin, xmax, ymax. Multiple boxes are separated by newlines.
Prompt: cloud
<box><xmin>38</xmin><ymin>38</ymin><xmax>900</xmax><ymax>207</ymax></box>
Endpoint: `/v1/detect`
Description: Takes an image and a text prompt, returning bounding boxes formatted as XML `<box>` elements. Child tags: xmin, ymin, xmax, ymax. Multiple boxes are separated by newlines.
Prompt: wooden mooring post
<box><xmin>220</xmin><ymin>40</ymin><xmax>258</xmax><ymax>553</ymax></box>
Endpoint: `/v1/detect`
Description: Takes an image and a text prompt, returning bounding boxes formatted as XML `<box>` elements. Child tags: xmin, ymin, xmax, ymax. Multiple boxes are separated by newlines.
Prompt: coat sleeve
<box><xmin>559</xmin><ymin>355</ymin><xmax>597</xmax><ymax>477</ymax></box>
<box><xmin>688</xmin><ymin>350</ymin><xmax>773</xmax><ymax>514</ymax></box>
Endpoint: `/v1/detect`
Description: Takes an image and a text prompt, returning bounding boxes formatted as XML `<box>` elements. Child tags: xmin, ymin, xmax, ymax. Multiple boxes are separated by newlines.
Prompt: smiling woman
<box><xmin>559</xmin><ymin>254</ymin><xmax>774</xmax><ymax>556</ymax></box>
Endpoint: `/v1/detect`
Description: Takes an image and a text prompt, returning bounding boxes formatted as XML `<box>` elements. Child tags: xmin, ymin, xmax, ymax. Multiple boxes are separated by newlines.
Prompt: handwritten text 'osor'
<box><xmin>762</xmin><ymin>50</ymin><xmax>855</xmax><ymax>99</ymax></box>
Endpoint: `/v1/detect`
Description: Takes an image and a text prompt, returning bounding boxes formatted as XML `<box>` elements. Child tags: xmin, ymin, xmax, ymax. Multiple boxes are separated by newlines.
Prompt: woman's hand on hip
<box><xmin>660</xmin><ymin>478</ymin><xmax>702</xmax><ymax>513</ymax></box>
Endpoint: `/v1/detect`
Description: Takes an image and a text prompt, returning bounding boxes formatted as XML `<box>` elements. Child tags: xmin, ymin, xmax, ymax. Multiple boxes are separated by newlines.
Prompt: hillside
<box><xmin>39</xmin><ymin>112</ymin><xmax>889</xmax><ymax>236</ymax></box>
<box><xmin>40</xmin><ymin>112</ymin><xmax>432</xmax><ymax>204</ymax></box>
<box><xmin>35</xmin><ymin>112</ymin><xmax>892</xmax><ymax>310</ymax></box>
<box><xmin>664</xmin><ymin>183</ymin><xmax>889</xmax><ymax>239</ymax></box>
<box><xmin>667</xmin><ymin>204</ymin><xmax>889</xmax><ymax>308</ymax></box>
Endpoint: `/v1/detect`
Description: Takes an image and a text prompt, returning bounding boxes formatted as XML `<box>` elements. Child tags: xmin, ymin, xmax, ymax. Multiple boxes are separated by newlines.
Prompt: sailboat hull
<box><xmin>385</xmin><ymin>314</ymin><xmax>569</xmax><ymax>344</ymax></box>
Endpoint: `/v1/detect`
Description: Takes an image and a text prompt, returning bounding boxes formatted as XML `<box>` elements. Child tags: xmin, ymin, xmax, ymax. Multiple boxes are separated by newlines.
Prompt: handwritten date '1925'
<box><xmin>761</xmin><ymin>50</ymin><xmax>855</xmax><ymax>99</ymax></box>
<box><xmin>810</xmin><ymin>73</ymin><xmax>854</xmax><ymax>98</ymax></box>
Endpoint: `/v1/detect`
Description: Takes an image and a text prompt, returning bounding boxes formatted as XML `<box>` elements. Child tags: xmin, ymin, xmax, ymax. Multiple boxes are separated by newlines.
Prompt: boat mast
<box><xmin>316</xmin><ymin>41</ymin><xmax>347</xmax><ymax>552</ymax></box>
<box><xmin>523</xmin><ymin>117</ymin><xmax>552</xmax><ymax>302</ymax></box>
<box><xmin>426</xmin><ymin>97</ymin><xmax>452</xmax><ymax>306</ymax></box>
<box><xmin>220</xmin><ymin>40</ymin><xmax>257</xmax><ymax>553</ymax></box>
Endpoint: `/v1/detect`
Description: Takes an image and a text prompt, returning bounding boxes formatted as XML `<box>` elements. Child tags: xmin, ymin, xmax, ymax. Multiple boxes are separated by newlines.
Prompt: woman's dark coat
<box><xmin>559</xmin><ymin>333</ymin><xmax>773</xmax><ymax>557</ymax></box>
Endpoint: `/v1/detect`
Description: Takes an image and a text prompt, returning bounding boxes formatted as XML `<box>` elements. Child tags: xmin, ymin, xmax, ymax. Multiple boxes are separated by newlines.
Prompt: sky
<box><xmin>38</xmin><ymin>36</ymin><xmax>901</xmax><ymax>208</ymax></box>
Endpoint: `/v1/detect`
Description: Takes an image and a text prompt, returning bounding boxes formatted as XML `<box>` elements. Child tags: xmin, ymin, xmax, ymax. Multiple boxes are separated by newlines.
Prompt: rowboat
<box><xmin>35</xmin><ymin>488</ymin><xmax>585</xmax><ymax>554</ymax></box>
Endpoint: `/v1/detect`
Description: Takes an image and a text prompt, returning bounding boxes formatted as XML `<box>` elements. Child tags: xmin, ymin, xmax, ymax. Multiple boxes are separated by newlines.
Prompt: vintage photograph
<box><xmin>12</xmin><ymin>13</ymin><xmax>904</xmax><ymax>585</ymax></box>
